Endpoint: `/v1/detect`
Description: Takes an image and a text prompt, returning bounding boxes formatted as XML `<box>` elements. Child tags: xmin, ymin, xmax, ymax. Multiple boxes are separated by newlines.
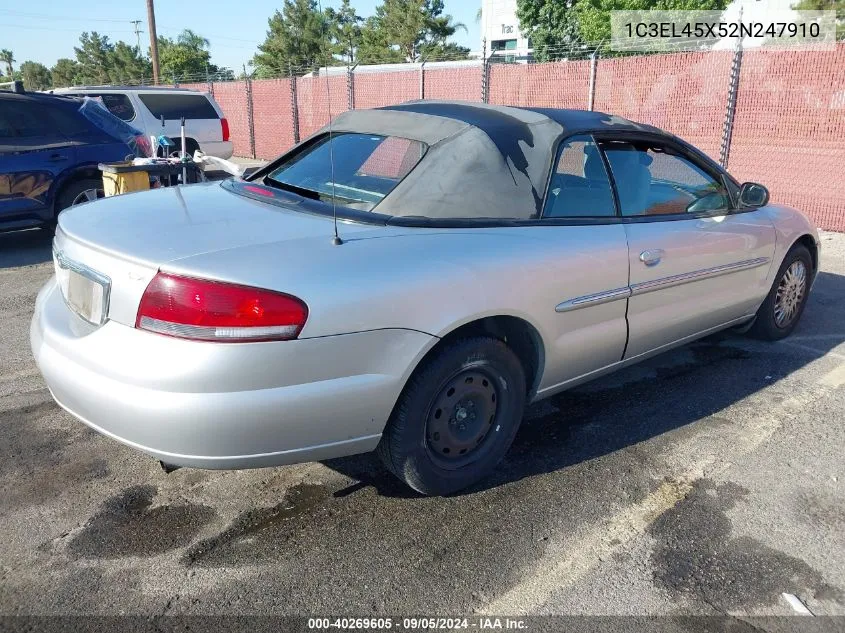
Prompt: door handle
<box><xmin>639</xmin><ymin>249</ymin><xmax>664</xmax><ymax>266</ymax></box>
<box><xmin>48</xmin><ymin>153</ymin><xmax>69</xmax><ymax>162</ymax></box>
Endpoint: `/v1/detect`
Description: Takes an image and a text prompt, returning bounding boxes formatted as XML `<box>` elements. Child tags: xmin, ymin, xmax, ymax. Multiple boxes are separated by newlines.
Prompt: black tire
<box><xmin>166</xmin><ymin>138</ymin><xmax>199</xmax><ymax>159</ymax></box>
<box><xmin>748</xmin><ymin>243</ymin><xmax>812</xmax><ymax>341</ymax></box>
<box><xmin>55</xmin><ymin>178</ymin><xmax>105</xmax><ymax>212</ymax></box>
<box><xmin>377</xmin><ymin>337</ymin><xmax>527</xmax><ymax>496</ymax></box>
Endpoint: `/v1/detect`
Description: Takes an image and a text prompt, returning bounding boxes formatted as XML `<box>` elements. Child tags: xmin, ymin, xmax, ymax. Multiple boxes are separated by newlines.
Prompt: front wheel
<box><xmin>57</xmin><ymin>178</ymin><xmax>105</xmax><ymax>211</ymax></box>
<box><xmin>748</xmin><ymin>243</ymin><xmax>812</xmax><ymax>340</ymax></box>
<box><xmin>377</xmin><ymin>337</ymin><xmax>527</xmax><ymax>496</ymax></box>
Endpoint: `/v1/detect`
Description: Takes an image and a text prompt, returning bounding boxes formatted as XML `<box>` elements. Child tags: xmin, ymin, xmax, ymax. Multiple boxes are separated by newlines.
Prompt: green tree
<box><xmin>357</xmin><ymin>16</ymin><xmax>405</xmax><ymax>63</ymax></box>
<box><xmin>577</xmin><ymin>0</ymin><xmax>732</xmax><ymax>45</ymax></box>
<box><xmin>108</xmin><ymin>42</ymin><xmax>152</xmax><ymax>84</ymax></box>
<box><xmin>252</xmin><ymin>0</ymin><xmax>331</xmax><ymax>76</ymax></box>
<box><xmin>358</xmin><ymin>0</ymin><xmax>468</xmax><ymax>63</ymax></box>
<box><xmin>423</xmin><ymin>41</ymin><xmax>471</xmax><ymax>60</ymax></box>
<box><xmin>19</xmin><ymin>61</ymin><xmax>52</xmax><ymax>90</ymax></box>
<box><xmin>1</xmin><ymin>49</ymin><xmax>15</xmax><ymax>78</ymax></box>
<box><xmin>517</xmin><ymin>0</ymin><xmax>733</xmax><ymax>59</ymax></box>
<box><xmin>74</xmin><ymin>32</ymin><xmax>114</xmax><ymax>84</ymax></box>
<box><xmin>325</xmin><ymin>0</ymin><xmax>363</xmax><ymax>64</ymax></box>
<box><xmin>158</xmin><ymin>29</ymin><xmax>218</xmax><ymax>80</ymax></box>
<box><xmin>792</xmin><ymin>0</ymin><xmax>845</xmax><ymax>40</ymax></box>
<box><xmin>51</xmin><ymin>58</ymin><xmax>80</xmax><ymax>87</ymax></box>
<box><xmin>516</xmin><ymin>0</ymin><xmax>580</xmax><ymax>61</ymax></box>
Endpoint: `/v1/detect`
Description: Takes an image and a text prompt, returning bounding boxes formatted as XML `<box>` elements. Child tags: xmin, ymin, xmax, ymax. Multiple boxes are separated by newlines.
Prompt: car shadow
<box><xmin>323</xmin><ymin>269</ymin><xmax>845</xmax><ymax>499</ymax></box>
<box><xmin>0</xmin><ymin>228</ymin><xmax>54</xmax><ymax>269</ymax></box>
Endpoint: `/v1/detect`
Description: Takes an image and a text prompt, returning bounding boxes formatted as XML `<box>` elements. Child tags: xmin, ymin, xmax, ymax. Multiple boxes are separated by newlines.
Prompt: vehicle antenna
<box><xmin>318</xmin><ymin>0</ymin><xmax>342</xmax><ymax>246</ymax></box>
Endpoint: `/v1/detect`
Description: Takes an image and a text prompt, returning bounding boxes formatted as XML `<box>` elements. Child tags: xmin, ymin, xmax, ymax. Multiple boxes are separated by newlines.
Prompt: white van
<box><xmin>53</xmin><ymin>86</ymin><xmax>234</xmax><ymax>159</ymax></box>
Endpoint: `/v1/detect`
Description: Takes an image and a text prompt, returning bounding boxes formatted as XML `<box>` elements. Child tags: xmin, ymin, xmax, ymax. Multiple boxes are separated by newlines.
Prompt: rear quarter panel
<box><xmin>166</xmin><ymin>224</ymin><xmax>630</xmax><ymax>394</ymax></box>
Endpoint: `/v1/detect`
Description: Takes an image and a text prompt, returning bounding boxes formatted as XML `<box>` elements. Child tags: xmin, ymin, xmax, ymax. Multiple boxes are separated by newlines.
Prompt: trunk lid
<box><xmin>54</xmin><ymin>181</ymin><xmax>381</xmax><ymax>328</ymax></box>
<box><xmin>57</xmin><ymin>181</ymin><xmax>376</xmax><ymax>265</ymax></box>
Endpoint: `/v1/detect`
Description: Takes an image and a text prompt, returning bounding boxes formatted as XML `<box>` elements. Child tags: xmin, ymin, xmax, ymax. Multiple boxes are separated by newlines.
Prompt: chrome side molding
<box><xmin>557</xmin><ymin>257</ymin><xmax>770</xmax><ymax>313</ymax></box>
<box><xmin>630</xmin><ymin>257</ymin><xmax>770</xmax><ymax>296</ymax></box>
<box><xmin>556</xmin><ymin>287</ymin><xmax>632</xmax><ymax>313</ymax></box>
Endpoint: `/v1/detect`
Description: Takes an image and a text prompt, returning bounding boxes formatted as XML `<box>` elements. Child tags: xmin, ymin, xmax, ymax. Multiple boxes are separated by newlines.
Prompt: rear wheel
<box><xmin>748</xmin><ymin>243</ymin><xmax>812</xmax><ymax>340</ymax></box>
<box><xmin>377</xmin><ymin>337</ymin><xmax>526</xmax><ymax>496</ymax></box>
<box><xmin>167</xmin><ymin>138</ymin><xmax>199</xmax><ymax>159</ymax></box>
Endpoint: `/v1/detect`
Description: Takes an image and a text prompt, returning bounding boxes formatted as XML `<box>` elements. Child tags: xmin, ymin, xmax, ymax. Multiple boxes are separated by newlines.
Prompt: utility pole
<box><xmin>146</xmin><ymin>0</ymin><xmax>160</xmax><ymax>84</ymax></box>
<box><xmin>131</xmin><ymin>20</ymin><xmax>143</xmax><ymax>51</ymax></box>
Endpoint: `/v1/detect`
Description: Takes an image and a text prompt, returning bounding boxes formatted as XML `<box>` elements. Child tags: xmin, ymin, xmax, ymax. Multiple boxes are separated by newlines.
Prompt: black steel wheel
<box><xmin>426</xmin><ymin>367</ymin><xmax>502</xmax><ymax>469</ymax></box>
<box><xmin>377</xmin><ymin>336</ymin><xmax>526</xmax><ymax>496</ymax></box>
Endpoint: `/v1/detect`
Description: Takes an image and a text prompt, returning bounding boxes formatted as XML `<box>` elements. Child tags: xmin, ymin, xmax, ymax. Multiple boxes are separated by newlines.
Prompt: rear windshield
<box><xmin>264</xmin><ymin>133</ymin><xmax>427</xmax><ymax>211</ymax></box>
<box><xmin>78</xmin><ymin>98</ymin><xmax>151</xmax><ymax>157</ymax></box>
<box><xmin>81</xmin><ymin>93</ymin><xmax>135</xmax><ymax>121</ymax></box>
<box><xmin>138</xmin><ymin>93</ymin><xmax>218</xmax><ymax>120</ymax></box>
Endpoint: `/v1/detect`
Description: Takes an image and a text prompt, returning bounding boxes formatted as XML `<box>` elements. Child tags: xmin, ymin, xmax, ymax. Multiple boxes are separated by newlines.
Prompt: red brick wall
<box><xmin>728</xmin><ymin>46</ymin><xmax>845</xmax><ymax>232</ymax></box>
<box><xmin>423</xmin><ymin>66</ymin><xmax>483</xmax><ymax>102</ymax></box>
<box><xmin>295</xmin><ymin>75</ymin><xmax>349</xmax><ymax>139</ymax></box>
<box><xmin>250</xmin><ymin>79</ymin><xmax>295</xmax><ymax>160</ymax></box>
<box><xmin>490</xmin><ymin>61</ymin><xmax>590</xmax><ymax>108</ymax></box>
<box><xmin>212</xmin><ymin>47</ymin><xmax>845</xmax><ymax>231</ymax></box>
<box><xmin>212</xmin><ymin>81</ymin><xmax>252</xmax><ymax>158</ymax></box>
<box><xmin>594</xmin><ymin>50</ymin><xmax>733</xmax><ymax>162</ymax></box>
<box><xmin>354</xmin><ymin>70</ymin><xmax>419</xmax><ymax>109</ymax></box>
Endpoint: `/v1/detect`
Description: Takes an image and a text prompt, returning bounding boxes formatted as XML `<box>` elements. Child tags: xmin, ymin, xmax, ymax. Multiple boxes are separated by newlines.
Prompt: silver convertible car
<box><xmin>31</xmin><ymin>101</ymin><xmax>819</xmax><ymax>495</ymax></box>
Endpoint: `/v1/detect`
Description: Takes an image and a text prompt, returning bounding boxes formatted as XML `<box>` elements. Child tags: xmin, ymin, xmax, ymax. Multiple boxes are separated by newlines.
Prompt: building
<box><xmin>480</xmin><ymin>0</ymin><xmax>533</xmax><ymax>61</ymax></box>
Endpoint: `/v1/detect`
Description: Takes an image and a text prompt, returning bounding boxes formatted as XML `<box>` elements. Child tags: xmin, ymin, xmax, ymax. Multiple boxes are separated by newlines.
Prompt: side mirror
<box><xmin>738</xmin><ymin>182</ymin><xmax>769</xmax><ymax>208</ymax></box>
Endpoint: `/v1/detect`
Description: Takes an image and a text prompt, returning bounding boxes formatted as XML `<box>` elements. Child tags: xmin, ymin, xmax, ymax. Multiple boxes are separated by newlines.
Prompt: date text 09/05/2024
<box><xmin>307</xmin><ymin>617</ymin><xmax>529</xmax><ymax>630</ymax></box>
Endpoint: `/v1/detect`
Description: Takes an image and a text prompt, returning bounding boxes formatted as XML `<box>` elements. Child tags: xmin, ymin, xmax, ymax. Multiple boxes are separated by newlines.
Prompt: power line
<box><xmin>3</xmin><ymin>22</ymin><xmax>138</xmax><ymax>34</ymax></box>
<box><xmin>0</xmin><ymin>10</ymin><xmax>133</xmax><ymax>23</ymax></box>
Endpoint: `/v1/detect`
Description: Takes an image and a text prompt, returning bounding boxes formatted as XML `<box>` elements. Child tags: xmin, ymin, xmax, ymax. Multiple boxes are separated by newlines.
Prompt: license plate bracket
<box><xmin>54</xmin><ymin>250</ymin><xmax>111</xmax><ymax>325</ymax></box>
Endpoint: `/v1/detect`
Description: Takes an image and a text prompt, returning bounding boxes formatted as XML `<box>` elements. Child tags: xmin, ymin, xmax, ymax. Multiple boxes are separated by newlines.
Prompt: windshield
<box><xmin>265</xmin><ymin>133</ymin><xmax>427</xmax><ymax>211</ymax></box>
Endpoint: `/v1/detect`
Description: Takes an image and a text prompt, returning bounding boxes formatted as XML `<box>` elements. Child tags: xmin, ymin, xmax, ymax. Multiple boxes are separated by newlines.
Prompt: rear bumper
<box><xmin>31</xmin><ymin>278</ymin><xmax>435</xmax><ymax>468</ymax></box>
<box><xmin>199</xmin><ymin>140</ymin><xmax>234</xmax><ymax>160</ymax></box>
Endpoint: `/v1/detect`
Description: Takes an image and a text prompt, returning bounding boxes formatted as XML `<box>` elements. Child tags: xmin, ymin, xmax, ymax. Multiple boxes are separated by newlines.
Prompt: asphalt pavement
<box><xmin>0</xmin><ymin>226</ymin><xmax>843</xmax><ymax>626</ymax></box>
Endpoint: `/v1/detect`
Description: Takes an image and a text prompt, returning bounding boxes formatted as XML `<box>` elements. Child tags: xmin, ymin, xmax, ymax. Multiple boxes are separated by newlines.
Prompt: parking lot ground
<box><xmin>0</xmin><ymin>228</ymin><xmax>843</xmax><ymax>623</ymax></box>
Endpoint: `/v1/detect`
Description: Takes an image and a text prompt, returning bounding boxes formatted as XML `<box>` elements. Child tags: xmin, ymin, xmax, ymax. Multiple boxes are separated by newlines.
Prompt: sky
<box><xmin>0</xmin><ymin>1</ymin><xmax>483</xmax><ymax>73</ymax></box>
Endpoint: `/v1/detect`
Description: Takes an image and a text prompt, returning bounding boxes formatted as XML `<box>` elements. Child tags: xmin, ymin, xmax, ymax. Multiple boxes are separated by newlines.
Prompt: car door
<box><xmin>0</xmin><ymin>99</ymin><xmax>76</xmax><ymax>221</ymax></box>
<box><xmin>598</xmin><ymin>136</ymin><xmax>777</xmax><ymax>360</ymax></box>
<box><xmin>535</xmin><ymin>134</ymin><xmax>631</xmax><ymax>394</ymax></box>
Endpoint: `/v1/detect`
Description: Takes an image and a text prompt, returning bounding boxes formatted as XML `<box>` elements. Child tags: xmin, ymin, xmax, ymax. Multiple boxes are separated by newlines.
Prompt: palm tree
<box><xmin>0</xmin><ymin>49</ymin><xmax>15</xmax><ymax>78</ymax></box>
<box><xmin>177</xmin><ymin>30</ymin><xmax>210</xmax><ymax>50</ymax></box>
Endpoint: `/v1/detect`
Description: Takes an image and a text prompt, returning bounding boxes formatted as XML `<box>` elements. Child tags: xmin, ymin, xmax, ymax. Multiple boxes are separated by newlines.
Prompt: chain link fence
<box><xmin>91</xmin><ymin>45</ymin><xmax>845</xmax><ymax>231</ymax></box>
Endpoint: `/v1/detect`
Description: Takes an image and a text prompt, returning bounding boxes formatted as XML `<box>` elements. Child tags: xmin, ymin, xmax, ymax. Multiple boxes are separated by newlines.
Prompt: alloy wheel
<box><xmin>71</xmin><ymin>188</ymin><xmax>104</xmax><ymax>206</ymax></box>
<box><xmin>773</xmin><ymin>260</ymin><xmax>807</xmax><ymax>328</ymax></box>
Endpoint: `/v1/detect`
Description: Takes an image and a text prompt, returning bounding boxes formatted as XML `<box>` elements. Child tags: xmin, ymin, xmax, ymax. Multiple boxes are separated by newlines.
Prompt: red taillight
<box><xmin>136</xmin><ymin>272</ymin><xmax>308</xmax><ymax>342</ymax></box>
<box><xmin>220</xmin><ymin>118</ymin><xmax>230</xmax><ymax>142</ymax></box>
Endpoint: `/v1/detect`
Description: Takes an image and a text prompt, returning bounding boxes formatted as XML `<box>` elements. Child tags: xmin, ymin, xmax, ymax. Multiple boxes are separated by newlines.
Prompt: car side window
<box><xmin>542</xmin><ymin>135</ymin><xmax>616</xmax><ymax>218</ymax></box>
<box><xmin>0</xmin><ymin>102</ymin><xmax>56</xmax><ymax>138</ymax></box>
<box><xmin>600</xmin><ymin>141</ymin><xmax>731</xmax><ymax>217</ymax></box>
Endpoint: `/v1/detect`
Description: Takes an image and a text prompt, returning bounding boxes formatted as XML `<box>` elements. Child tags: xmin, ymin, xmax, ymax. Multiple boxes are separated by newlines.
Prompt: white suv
<box><xmin>53</xmin><ymin>86</ymin><xmax>233</xmax><ymax>159</ymax></box>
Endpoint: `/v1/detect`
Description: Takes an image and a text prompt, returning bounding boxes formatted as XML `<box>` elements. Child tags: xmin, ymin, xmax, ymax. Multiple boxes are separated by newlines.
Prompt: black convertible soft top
<box><xmin>300</xmin><ymin>101</ymin><xmax>693</xmax><ymax>221</ymax></box>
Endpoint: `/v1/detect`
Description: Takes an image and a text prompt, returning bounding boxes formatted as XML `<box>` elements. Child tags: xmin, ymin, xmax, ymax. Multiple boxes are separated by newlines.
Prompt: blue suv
<box><xmin>0</xmin><ymin>88</ymin><xmax>148</xmax><ymax>232</ymax></box>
